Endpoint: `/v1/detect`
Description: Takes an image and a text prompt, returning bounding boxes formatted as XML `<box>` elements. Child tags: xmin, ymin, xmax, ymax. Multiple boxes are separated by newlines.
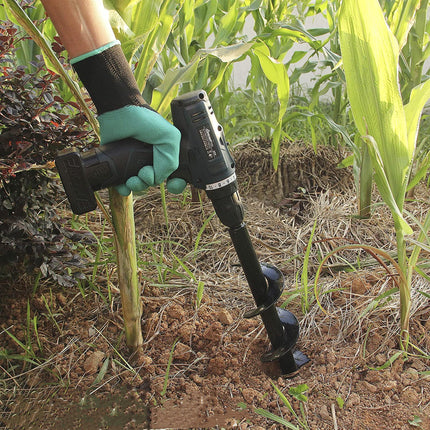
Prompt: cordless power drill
<box><xmin>55</xmin><ymin>90</ymin><xmax>308</xmax><ymax>374</ymax></box>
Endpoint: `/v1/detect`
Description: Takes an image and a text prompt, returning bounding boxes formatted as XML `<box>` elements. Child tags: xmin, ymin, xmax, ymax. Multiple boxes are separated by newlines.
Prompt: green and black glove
<box><xmin>71</xmin><ymin>40</ymin><xmax>186</xmax><ymax>195</ymax></box>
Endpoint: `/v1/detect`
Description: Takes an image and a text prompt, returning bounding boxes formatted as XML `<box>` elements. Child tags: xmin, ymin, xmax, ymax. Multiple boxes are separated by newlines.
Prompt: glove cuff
<box><xmin>72</xmin><ymin>42</ymin><xmax>149</xmax><ymax>115</ymax></box>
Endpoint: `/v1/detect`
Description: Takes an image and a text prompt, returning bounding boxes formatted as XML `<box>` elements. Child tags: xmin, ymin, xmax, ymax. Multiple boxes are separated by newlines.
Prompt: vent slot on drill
<box><xmin>192</xmin><ymin>110</ymin><xmax>206</xmax><ymax>123</ymax></box>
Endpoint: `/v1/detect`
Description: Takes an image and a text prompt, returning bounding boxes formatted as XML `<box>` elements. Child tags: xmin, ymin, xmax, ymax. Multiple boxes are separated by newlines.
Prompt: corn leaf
<box><xmin>364</xmin><ymin>135</ymin><xmax>412</xmax><ymax>234</ymax></box>
<box><xmin>252</xmin><ymin>43</ymin><xmax>289</xmax><ymax>170</ymax></box>
<box><xmin>151</xmin><ymin>60</ymin><xmax>200</xmax><ymax>115</ymax></box>
<box><xmin>407</xmin><ymin>151</ymin><xmax>430</xmax><ymax>191</ymax></box>
<box><xmin>387</xmin><ymin>0</ymin><xmax>421</xmax><ymax>50</ymax></box>
<box><xmin>339</xmin><ymin>0</ymin><xmax>412</xmax><ymax>232</ymax></box>
<box><xmin>201</xmin><ymin>42</ymin><xmax>253</xmax><ymax>62</ymax></box>
<box><xmin>194</xmin><ymin>0</ymin><xmax>218</xmax><ymax>37</ymax></box>
<box><xmin>404</xmin><ymin>79</ymin><xmax>430</xmax><ymax>150</ymax></box>
<box><xmin>211</xmin><ymin>0</ymin><xmax>239</xmax><ymax>47</ymax></box>
<box><xmin>358</xmin><ymin>143</ymin><xmax>373</xmax><ymax>218</ymax></box>
<box><xmin>104</xmin><ymin>0</ymin><xmax>183</xmax><ymax>92</ymax></box>
<box><xmin>274</xmin><ymin>22</ymin><xmax>341</xmax><ymax>67</ymax></box>
<box><xmin>152</xmin><ymin>42</ymin><xmax>253</xmax><ymax>114</ymax></box>
<box><xmin>134</xmin><ymin>0</ymin><xmax>183</xmax><ymax>91</ymax></box>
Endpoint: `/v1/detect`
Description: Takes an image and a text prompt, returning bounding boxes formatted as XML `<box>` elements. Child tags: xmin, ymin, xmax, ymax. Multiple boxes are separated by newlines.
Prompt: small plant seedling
<box><xmin>336</xmin><ymin>396</ymin><xmax>344</xmax><ymax>409</ymax></box>
<box><xmin>288</xmin><ymin>384</ymin><xmax>309</xmax><ymax>402</ymax></box>
<box><xmin>195</xmin><ymin>280</ymin><xmax>205</xmax><ymax>309</ymax></box>
<box><xmin>408</xmin><ymin>415</ymin><xmax>423</xmax><ymax>428</ymax></box>
<box><xmin>161</xmin><ymin>338</ymin><xmax>179</xmax><ymax>399</ymax></box>
<box><xmin>255</xmin><ymin>383</ymin><xmax>310</xmax><ymax>430</ymax></box>
<box><xmin>237</xmin><ymin>402</ymin><xmax>247</xmax><ymax>410</ymax></box>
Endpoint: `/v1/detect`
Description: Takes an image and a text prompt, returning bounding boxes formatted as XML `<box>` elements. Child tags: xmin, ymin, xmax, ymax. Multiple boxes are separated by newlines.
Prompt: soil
<box><xmin>1</xmin><ymin>144</ymin><xmax>430</xmax><ymax>430</ymax></box>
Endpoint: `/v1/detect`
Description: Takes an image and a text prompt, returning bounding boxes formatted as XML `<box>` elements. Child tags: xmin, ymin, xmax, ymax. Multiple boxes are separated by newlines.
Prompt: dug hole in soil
<box><xmin>1</xmin><ymin>143</ymin><xmax>430</xmax><ymax>430</ymax></box>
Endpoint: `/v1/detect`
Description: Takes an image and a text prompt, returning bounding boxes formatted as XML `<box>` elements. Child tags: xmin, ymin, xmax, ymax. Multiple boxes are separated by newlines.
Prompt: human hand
<box><xmin>98</xmin><ymin>105</ymin><xmax>186</xmax><ymax>195</ymax></box>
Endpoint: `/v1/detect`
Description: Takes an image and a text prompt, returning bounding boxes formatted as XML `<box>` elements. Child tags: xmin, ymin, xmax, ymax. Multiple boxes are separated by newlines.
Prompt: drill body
<box><xmin>56</xmin><ymin>90</ymin><xmax>243</xmax><ymax>228</ymax></box>
<box><xmin>55</xmin><ymin>90</ymin><xmax>308</xmax><ymax>375</ymax></box>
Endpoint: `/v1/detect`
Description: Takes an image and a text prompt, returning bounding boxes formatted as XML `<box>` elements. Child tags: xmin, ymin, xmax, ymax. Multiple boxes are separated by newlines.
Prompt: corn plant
<box><xmin>386</xmin><ymin>0</ymin><xmax>429</xmax><ymax>103</ymax></box>
<box><xmin>338</xmin><ymin>0</ymin><xmax>430</xmax><ymax>349</ymax></box>
<box><xmin>396</xmin><ymin>0</ymin><xmax>430</xmax><ymax>195</ymax></box>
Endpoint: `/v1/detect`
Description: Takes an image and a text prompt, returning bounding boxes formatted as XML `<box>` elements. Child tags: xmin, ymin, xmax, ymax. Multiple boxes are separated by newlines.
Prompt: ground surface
<box><xmin>1</xmin><ymin>144</ymin><xmax>430</xmax><ymax>429</ymax></box>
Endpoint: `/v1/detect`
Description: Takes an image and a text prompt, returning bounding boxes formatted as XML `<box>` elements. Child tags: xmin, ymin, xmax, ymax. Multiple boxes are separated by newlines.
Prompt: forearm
<box><xmin>40</xmin><ymin>0</ymin><xmax>115</xmax><ymax>59</ymax></box>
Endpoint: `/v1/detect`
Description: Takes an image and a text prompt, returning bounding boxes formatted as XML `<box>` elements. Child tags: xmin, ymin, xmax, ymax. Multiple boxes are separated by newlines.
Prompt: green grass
<box><xmin>255</xmin><ymin>383</ymin><xmax>310</xmax><ymax>430</ymax></box>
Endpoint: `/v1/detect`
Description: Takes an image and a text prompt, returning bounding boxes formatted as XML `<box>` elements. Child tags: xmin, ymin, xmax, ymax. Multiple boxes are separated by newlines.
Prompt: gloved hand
<box><xmin>98</xmin><ymin>105</ymin><xmax>186</xmax><ymax>195</ymax></box>
<box><xmin>71</xmin><ymin>40</ymin><xmax>186</xmax><ymax>195</ymax></box>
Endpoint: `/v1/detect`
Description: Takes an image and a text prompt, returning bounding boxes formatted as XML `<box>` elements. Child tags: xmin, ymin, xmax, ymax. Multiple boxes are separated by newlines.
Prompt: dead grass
<box><xmin>1</xmin><ymin>144</ymin><xmax>430</xmax><ymax>429</ymax></box>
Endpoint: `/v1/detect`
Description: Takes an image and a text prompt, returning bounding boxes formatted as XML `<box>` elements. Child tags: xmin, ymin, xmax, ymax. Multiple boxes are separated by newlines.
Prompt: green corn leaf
<box><xmin>363</xmin><ymin>135</ymin><xmax>412</xmax><ymax>234</ymax></box>
<box><xmin>274</xmin><ymin>22</ymin><xmax>341</xmax><ymax>66</ymax></box>
<box><xmin>152</xmin><ymin>42</ymin><xmax>253</xmax><ymax>114</ymax></box>
<box><xmin>339</xmin><ymin>0</ymin><xmax>412</xmax><ymax>223</ymax></box>
<box><xmin>127</xmin><ymin>0</ymin><xmax>162</xmax><ymax>32</ymax></box>
<box><xmin>359</xmin><ymin>142</ymin><xmax>373</xmax><ymax>218</ymax></box>
<box><xmin>289</xmin><ymin>50</ymin><xmax>307</xmax><ymax>64</ymax></box>
<box><xmin>404</xmin><ymin>79</ymin><xmax>430</xmax><ymax>150</ymax></box>
<box><xmin>200</xmin><ymin>42</ymin><xmax>254</xmax><ymax>63</ymax></box>
<box><xmin>387</xmin><ymin>0</ymin><xmax>421</xmax><ymax>50</ymax></box>
<box><xmin>104</xmin><ymin>0</ymin><xmax>183</xmax><ymax>92</ymax></box>
<box><xmin>252</xmin><ymin>42</ymin><xmax>289</xmax><ymax>170</ymax></box>
<box><xmin>194</xmin><ymin>0</ymin><xmax>218</xmax><ymax>37</ymax></box>
<box><xmin>134</xmin><ymin>0</ymin><xmax>183</xmax><ymax>91</ymax></box>
<box><xmin>151</xmin><ymin>59</ymin><xmax>200</xmax><ymax>114</ymax></box>
<box><xmin>338</xmin><ymin>154</ymin><xmax>354</xmax><ymax>169</ymax></box>
<box><xmin>177</xmin><ymin>0</ymin><xmax>195</xmax><ymax>63</ymax></box>
<box><xmin>211</xmin><ymin>0</ymin><xmax>239</xmax><ymax>47</ymax></box>
<box><xmin>104</xmin><ymin>0</ymin><xmax>159</xmax><ymax>31</ymax></box>
<box><xmin>407</xmin><ymin>151</ymin><xmax>430</xmax><ymax>191</ymax></box>
<box><xmin>272</xmin><ymin>24</ymin><xmax>313</xmax><ymax>44</ymax></box>
<box><xmin>252</xmin><ymin>44</ymin><xmax>289</xmax><ymax>106</ymax></box>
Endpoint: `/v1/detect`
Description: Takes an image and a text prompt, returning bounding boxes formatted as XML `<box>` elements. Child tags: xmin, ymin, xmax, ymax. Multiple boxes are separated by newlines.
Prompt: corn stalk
<box><xmin>338</xmin><ymin>0</ymin><xmax>430</xmax><ymax>350</ymax></box>
<box><xmin>109</xmin><ymin>190</ymin><xmax>142</xmax><ymax>349</ymax></box>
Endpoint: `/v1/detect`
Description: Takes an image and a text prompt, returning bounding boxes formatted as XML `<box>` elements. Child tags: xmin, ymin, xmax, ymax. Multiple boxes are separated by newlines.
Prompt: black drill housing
<box><xmin>55</xmin><ymin>90</ymin><xmax>308</xmax><ymax>374</ymax></box>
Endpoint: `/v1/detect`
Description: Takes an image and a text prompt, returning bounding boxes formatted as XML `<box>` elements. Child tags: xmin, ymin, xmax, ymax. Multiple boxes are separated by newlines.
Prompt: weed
<box><xmin>255</xmin><ymin>383</ymin><xmax>310</xmax><ymax>430</ymax></box>
<box><xmin>161</xmin><ymin>338</ymin><xmax>179</xmax><ymax>399</ymax></box>
<box><xmin>195</xmin><ymin>280</ymin><xmax>205</xmax><ymax>309</ymax></box>
<box><xmin>300</xmin><ymin>220</ymin><xmax>317</xmax><ymax>313</ymax></box>
<box><xmin>408</xmin><ymin>415</ymin><xmax>423</xmax><ymax>428</ymax></box>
